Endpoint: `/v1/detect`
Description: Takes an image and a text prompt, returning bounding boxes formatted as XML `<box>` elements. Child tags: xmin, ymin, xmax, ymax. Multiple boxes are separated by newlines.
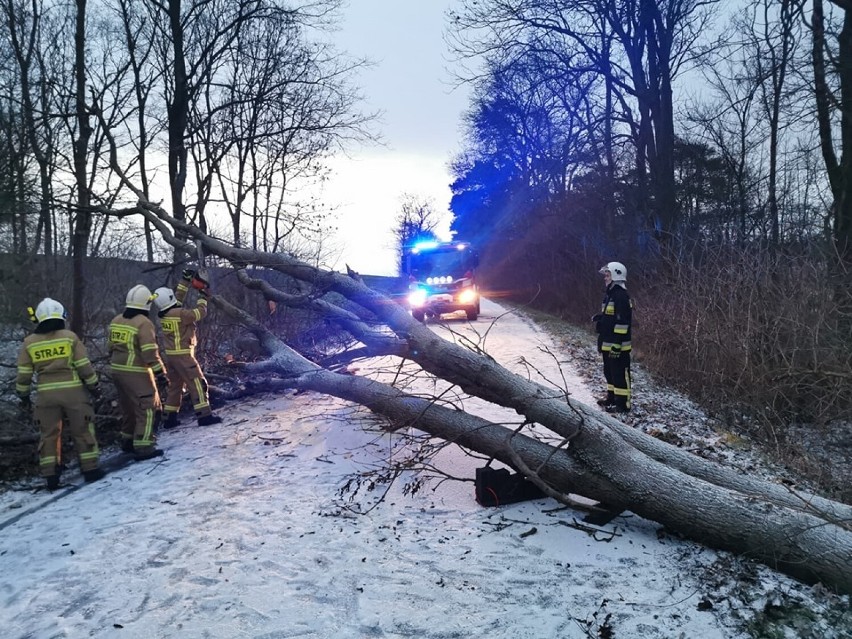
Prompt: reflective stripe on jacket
<box><xmin>16</xmin><ymin>329</ymin><xmax>98</xmax><ymax>396</ymax></box>
<box><xmin>160</xmin><ymin>282</ymin><xmax>208</xmax><ymax>356</ymax></box>
<box><xmin>108</xmin><ymin>314</ymin><xmax>166</xmax><ymax>374</ymax></box>
<box><xmin>597</xmin><ymin>284</ymin><xmax>633</xmax><ymax>353</ymax></box>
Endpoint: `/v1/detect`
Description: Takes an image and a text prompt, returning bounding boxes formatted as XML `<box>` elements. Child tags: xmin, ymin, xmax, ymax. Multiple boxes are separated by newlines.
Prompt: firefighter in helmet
<box><xmin>108</xmin><ymin>285</ymin><xmax>168</xmax><ymax>460</ymax></box>
<box><xmin>16</xmin><ymin>298</ymin><xmax>104</xmax><ymax>489</ymax></box>
<box><xmin>153</xmin><ymin>269</ymin><xmax>222</xmax><ymax>428</ymax></box>
<box><xmin>593</xmin><ymin>261</ymin><xmax>633</xmax><ymax>414</ymax></box>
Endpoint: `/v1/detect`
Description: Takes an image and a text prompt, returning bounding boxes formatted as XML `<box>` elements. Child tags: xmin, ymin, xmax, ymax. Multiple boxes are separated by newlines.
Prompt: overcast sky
<box><xmin>322</xmin><ymin>1</ymin><xmax>470</xmax><ymax>276</ymax></box>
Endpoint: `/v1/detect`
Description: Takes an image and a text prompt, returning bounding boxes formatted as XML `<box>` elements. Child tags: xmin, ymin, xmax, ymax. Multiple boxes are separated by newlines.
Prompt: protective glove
<box><xmin>591</xmin><ymin>314</ymin><xmax>603</xmax><ymax>334</ymax></box>
<box><xmin>88</xmin><ymin>385</ymin><xmax>102</xmax><ymax>401</ymax></box>
<box><xmin>608</xmin><ymin>345</ymin><xmax>622</xmax><ymax>360</ymax></box>
<box><xmin>18</xmin><ymin>394</ymin><xmax>32</xmax><ymax>411</ymax></box>
<box><xmin>181</xmin><ymin>268</ymin><xmax>196</xmax><ymax>282</ymax></box>
<box><xmin>198</xmin><ymin>287</ymin><xmax>211</xmax><ymax>299</ymax></box>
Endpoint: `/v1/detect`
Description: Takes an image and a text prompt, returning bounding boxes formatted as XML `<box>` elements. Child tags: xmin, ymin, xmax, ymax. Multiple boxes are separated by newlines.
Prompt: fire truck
<box><xmin>404</xmin><ymin>240</ymin><xmax>480</xmax><ymax>322</ymax></box>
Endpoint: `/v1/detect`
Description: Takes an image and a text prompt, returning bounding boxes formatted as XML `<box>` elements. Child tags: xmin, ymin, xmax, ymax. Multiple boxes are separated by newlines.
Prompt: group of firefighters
<box><xmin>14</xmin><ymin>259</ymin><xmax>633</xmax><ymax>491</ymax></box>
<box><xmin>15</xmin><ymin>268</ymin><xmax>222</xmax><ymax>490</ymax></box>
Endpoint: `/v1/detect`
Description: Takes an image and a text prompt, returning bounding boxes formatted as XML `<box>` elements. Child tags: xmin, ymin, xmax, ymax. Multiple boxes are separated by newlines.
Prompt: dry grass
<box><xmin>477</xmin><ymin>223</ymin><xmax>852</xmax><ymax>501</ymax></box>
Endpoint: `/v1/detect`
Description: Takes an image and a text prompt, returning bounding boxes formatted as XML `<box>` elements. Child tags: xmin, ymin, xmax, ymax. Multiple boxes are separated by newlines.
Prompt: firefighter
<box><xmin>108</xmin><ymin>285</ymin><xmax>167</xmax><ymax>460</ymax></box>
<box><xmin>16</xmin><ymin>298</ymin><xmax>104</xmax><ymax>489</ymax></box>
<box><xmin>153</xmin><ymin>269</ymin><xmax>222</xmax><ymax>428</ymax></box>
<box><xmin>592</xmin><ymin>261</ymin><xmax>633</xmax><ymax>414</ymax></box>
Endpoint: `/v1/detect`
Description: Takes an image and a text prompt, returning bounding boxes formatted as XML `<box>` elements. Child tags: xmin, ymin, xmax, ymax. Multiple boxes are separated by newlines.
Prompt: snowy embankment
<box><xmin>0</xmin><ymin>299</ymin><xmax>849</xmax><ymax>639</ymax></box>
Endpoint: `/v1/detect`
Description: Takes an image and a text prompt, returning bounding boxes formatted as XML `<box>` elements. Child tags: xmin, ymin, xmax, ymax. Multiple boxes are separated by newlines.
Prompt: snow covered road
<box><xmin>0</xmin><ymin>299</ymin><xmax>842</xmax><ymax>638</ymax></box>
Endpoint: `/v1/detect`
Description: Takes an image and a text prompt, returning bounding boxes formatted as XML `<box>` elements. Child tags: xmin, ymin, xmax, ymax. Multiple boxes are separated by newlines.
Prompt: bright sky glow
<box><xmin>322</xmin><ymin>1</ymin><xmax>468</xmax><ymax>276</ymax></box>
<box><xmin>323</xmin><ymin>153</ymin><xmax>455</xmax><ymax>275</ymax></box>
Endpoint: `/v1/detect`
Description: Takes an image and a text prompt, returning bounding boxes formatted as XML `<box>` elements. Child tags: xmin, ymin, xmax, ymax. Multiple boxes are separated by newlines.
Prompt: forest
<box><xmin>1</xmin><ymin>0</ymin><xmax>851</xmax><ymax>593</ymax></box>
<box><xmin>444</xmin><ymin>0</ymin><xmax>852</xmax><ymax>446</ymax></box>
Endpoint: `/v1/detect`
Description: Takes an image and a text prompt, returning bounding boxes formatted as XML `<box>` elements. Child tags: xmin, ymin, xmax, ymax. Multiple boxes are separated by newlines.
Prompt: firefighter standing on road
<box><xmin>16</xmin><ymin>298</ymin><xmax>104</xmax><ymax>489</ymax></box>
<box><xmin>108</xmin><ymin>285</ymin><xmax>167</xmax><ymax>460</ymax></box>
<box><xmin>593</xmin><ymin>262</ymin><xmax>633</xmax><ymax>414</ymax></box>
<box><xmin>154</xmin><ymin>269</ymin><xmax>222</xmax><ymax>428</ymax></box>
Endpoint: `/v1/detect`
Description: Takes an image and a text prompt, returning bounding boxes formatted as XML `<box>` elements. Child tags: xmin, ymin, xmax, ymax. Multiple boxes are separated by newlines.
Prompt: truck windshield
<box><xmin>409</xmin><ymin>248</ymin><xmax>473</xmax><ymax>279</ymax></box>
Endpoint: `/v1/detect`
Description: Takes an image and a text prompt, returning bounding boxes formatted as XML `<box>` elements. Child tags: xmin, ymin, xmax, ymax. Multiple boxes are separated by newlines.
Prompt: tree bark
<box><xmin>166</xmin><ymin>0</ymin><xmax>189</xmax><ymax>248</ymax></box>
<box><xmin>71</xmin><ymin>0</ymin><xmax>91</xmax><ymax>335</ymax></box>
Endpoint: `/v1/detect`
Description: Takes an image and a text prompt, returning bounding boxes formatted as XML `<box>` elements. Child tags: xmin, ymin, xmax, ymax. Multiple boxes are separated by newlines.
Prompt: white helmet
<box><xmin>34</xmin><ymin>298</ymin><xmax>66</xmax><ymax>323</ymax></box>
<box><xmin>126</xmin><ymin>284</ymin><xmax>154</xmax><ymax>310</ymax></box>
<box><xmin>153</xmin><ymin>287</ymin><xmax>178</xmax><ymax>311</ymax></box>
<box><xmin>599</xmin><ymin>261</ymin><xmax>627</xmax><ymax>283</ymax></box>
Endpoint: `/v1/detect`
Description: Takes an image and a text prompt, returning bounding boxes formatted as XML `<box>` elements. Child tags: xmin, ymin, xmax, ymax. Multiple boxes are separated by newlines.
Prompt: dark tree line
<box><xmin>445</xmin><ymin>0</ymin><xmax>852</xmax><ymax>434</ymax></box>
<box><xmin>445</xmin><ymin>0</ymin><xmax>852</xmax><ymax>259</ymax></box>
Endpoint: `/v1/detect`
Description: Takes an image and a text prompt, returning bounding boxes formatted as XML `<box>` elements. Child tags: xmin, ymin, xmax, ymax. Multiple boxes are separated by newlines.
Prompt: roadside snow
<box><xmin>1</xmin><ymin>299</ymin><xmax>849</xmax><ymax>639</ymax></box>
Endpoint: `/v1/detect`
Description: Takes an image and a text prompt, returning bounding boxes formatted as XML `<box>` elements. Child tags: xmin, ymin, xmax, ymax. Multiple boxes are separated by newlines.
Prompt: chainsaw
<box><xmin>192</xmin><ymin>239</ymin><xmax>211</xmax><ymax>291</ymax></box>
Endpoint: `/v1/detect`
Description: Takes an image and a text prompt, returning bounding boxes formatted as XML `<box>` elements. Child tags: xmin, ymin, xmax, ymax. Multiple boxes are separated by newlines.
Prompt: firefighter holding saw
<box><xmin>16</xmin><ymin>298</ymin><xmax>104</xmax><ymax>489</ymax></box>
<box><xmin>154</xmin><ymin>269</ymin><xmax>222</xmax><ymax>428</ymax></box>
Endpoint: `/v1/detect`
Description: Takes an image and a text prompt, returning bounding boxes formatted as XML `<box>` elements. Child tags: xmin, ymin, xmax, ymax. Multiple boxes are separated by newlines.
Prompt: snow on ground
<box><xmin>1</xmin><ymin>299</ymin><xmax>849</xmax><ymax>639</ymax></box>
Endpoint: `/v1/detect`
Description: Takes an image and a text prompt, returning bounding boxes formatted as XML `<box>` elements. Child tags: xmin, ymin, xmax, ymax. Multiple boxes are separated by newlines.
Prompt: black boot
<box><xmin>45</xmin><ymin>474</ymin><xmax>60</xmax><ymax>490</ymax></box>
<box><xmin>596</xmin><ymin>393</ymin><xmax>616</xmax><ymax>407</ymax></box>
<box><xmin>83</xmin><ymin>468</ymin><xmax>106</xmax><ymax>483</ymax></box>
<box><xmin>605</xmin><ymin>403</ymin><xmax>630</xmax><ymax>414</ymax></box>
<box><xmin>197</xmin><ymin>414</ymin><xmax>223</xmax><ymax>426</ymax></box>
<box><xmin>162</xmin><ymin>413</ymin><xmax>179</xmax><ymax>430</ymax></box>
<box><xmin>121</xmin><ymin>439</ymin><xmax>135</xmax><ymax>454</ymax></box>
<box><xmin>134</xmin><ymin>448</ymin><xmax>165</xmax><ymax>461</ymax></box>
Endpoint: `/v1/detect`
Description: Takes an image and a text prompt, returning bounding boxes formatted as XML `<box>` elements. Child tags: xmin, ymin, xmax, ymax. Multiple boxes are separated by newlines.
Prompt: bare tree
<box><xmin>189</xmin><ymin>9</ymin><xmax>371</xmax><ymax>249</ymax></box>
<box><xmin>752</xmin><ymin>0</ymin><xmax>806</xmax><ymax>245</ymax></box>
<box><xmin>69</xmin><ymin>0</ymin><xmax>91</xmax><ymax>334</ymax></box>
<box><xmin>0</xmin><ymin>72</ymin><xmax>37</xmax><ymax>253</ymax></box>
<box><xmin>2</xmin><ymin>0</ymin><xmax>71</xmax><ymax>256</ymax></box>
<box><xmin>392</xmin><ymin>193</ymin><xmax>441</xmax><ymax>273</ymax></box>
<box><xmin>449</xmin><ymin>0</ymin><xmax>719</xmax><ymax>246</ymax></box>
<box><xmin>110</xmin><ymin>0</ymin><xmax>162</xmax><ymax>261</ymax></box>
<box><xmin>812</xmin><ymin>0</ymin><xmax>852</xmax><ymax>267</ymax></box>
<box><xmin>688</xmin><ymin>38</ymin><xmax>765</xmax><ymax>243</ymax></box>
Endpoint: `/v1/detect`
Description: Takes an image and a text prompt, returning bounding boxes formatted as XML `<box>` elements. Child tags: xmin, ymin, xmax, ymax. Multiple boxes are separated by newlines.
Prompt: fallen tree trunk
<box><xmin>0</xmin><ymin>434</ymin><xmax>39</xmax><ymax>447</ymax></box>
<box><xmin>97</xmin><ymin>192</ymin><xmax>852</xmax><ymax>593</ymax></box>
<box><xmin>208</xmin><ymin>287</ymin><xmax>852</xmax><ymax>593</ymax></box>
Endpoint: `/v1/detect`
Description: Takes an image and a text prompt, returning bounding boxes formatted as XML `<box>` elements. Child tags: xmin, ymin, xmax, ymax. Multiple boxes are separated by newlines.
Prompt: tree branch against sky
<box><xmin>448</xmin><ymin>0</ymin><xmax>720</xmax><ymax>245</ymax></box>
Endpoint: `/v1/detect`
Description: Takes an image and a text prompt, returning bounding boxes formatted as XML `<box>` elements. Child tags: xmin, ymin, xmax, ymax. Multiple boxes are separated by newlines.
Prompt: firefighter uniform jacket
<box><xmin>16</xmin><ymin>329</ymin><xmax>99</xmax><ymax>398</ymax></box>
<box><xmin>596</xmin><ymin>283</ymin><xmax>632</xmax><ymax>354</ymax></box>
<box><xmin>108</xmin><ymin>314</ymin><xmax>166</xmax><ymax>375</ymax></box>
<box><xmin>109</xmin><ymin>312</ymin><xmax>165</xmax><ymax>454</ymax></box>
<box><xmin>160</xmin><ymin>281</ymin><xmax>212</xmax><ymax>418</ymax></box>
<box><xmin>159</xmin><ymin>281</ymin><xmax>208</xmax><ymax>356</ymax></box>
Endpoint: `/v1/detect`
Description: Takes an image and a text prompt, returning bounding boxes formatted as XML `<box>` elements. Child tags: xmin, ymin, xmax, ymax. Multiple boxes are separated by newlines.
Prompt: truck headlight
<box><xmin>457</xmin><ymin>288</ymin><xmax>477</xmax><ymax>304</ymax></box>
<box><xmin>408</xmin><ymin>288</ymin><xmax>428</xmax><ymax>307</ymax></box>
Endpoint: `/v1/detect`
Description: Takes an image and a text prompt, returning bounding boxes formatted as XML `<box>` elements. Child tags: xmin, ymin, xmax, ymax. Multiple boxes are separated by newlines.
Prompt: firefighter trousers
<box><xmin>112</xmin><ymin>369</ymin><xmax>161</xmax><ymax>454</ymax></box>
<box><xmin>163</xmin><ymin>354</ymin><xmax>212</xmax><ymax>419</ymax></box>
<box><xmin>602</xmin><ymin>352</ymin><xmax>631</xmax><ymax>410</ymax></box>
<box><xmin>34</xmin><ymin>387</ymin><xmax>100</xmax><ymax>477</ymax></box>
